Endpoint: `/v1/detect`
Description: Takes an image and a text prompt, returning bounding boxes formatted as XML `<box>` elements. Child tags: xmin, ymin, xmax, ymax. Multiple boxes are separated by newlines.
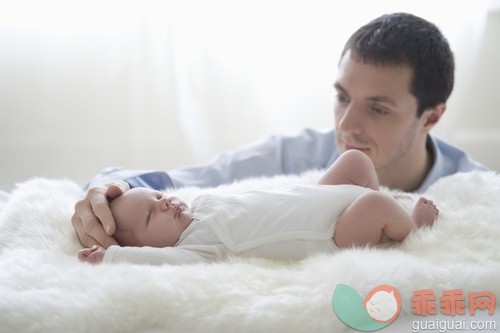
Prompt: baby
<box><xmin>78</xmin><ymin>150</ymin><xmax>438</xmax><ymax>265</ymax></box>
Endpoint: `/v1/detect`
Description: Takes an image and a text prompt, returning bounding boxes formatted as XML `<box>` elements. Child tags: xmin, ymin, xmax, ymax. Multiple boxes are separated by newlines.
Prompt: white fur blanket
<box><xmin>1</xmin><ymin>171</ymin><xmax>499</xmax><ymax>333</ymax></box>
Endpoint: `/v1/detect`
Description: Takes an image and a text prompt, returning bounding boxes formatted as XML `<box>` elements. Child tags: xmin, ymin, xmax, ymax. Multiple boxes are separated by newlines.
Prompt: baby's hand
<box><xmin>77</xmin><ymin>245</ymin><xmax>106</xmax><ymax>264</ymax></box>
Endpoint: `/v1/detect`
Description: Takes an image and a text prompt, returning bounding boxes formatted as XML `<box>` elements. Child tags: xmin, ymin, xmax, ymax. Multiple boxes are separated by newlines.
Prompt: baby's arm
<box><xmin>78</xmin><ymin>246</ymin><xmax>106</xmax><ymax>264</ymax></box>
<box><xmin>78</xmin><ymin>244</ymin><xmax>219</xmax><ymax>265</ymax></box>
<box><xmin>102</xmin><ymin>245</ymin><xmax>216</xmax><ymax>265</ymax></box>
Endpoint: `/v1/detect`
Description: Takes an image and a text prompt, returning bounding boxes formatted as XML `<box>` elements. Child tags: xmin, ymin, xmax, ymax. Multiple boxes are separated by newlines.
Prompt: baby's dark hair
<box><xmin>341</xmin><ymin>12</ymin><xmax>454</xmax><ymax>116</ymax></box>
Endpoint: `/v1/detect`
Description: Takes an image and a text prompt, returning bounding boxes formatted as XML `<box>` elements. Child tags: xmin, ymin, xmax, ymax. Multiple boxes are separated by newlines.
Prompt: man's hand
<box><xmin>71</xmin><ymin>181</ymin><xmax>130</xmax><ymax>248</ymax></box>
<box><xmin>77</xmin><ymin>245</ymin><xmax>107</xmax><ymax>264</ymax></box>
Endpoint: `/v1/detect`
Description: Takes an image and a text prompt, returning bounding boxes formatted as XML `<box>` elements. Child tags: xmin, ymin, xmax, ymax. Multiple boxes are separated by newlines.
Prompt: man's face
<box><xmin>333</xmin><ymin>52</ymin><xmax>426</xmax><ymax>175</ymax></box>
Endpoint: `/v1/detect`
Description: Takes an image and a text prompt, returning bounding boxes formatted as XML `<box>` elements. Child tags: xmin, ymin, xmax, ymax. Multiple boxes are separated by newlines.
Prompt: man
<box><xmin>72</xmin><ymin>12</ymin><xmax>487</xmax><ymax>248</ymax></box>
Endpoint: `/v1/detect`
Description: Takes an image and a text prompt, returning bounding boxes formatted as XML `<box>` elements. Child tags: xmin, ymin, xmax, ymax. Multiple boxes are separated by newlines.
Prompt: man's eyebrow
<box><xmin>368</xmin><ymin>96</ymin><xmax>397</xmax><ymax>106</ymax></box>
<box><xmin>333</xmin><ymin>82</ymin><xmax>346</xmax><ymax>94</ymax></box>
<box><xmin>334</xmin><ymin>82</ymin><xmax>396</xmax><ymax>107</ymax></box>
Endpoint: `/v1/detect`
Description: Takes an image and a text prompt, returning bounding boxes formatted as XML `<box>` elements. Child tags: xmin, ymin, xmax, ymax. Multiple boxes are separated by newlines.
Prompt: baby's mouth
<box><xmin>173</xmin><ymin>204</ymin><xmax>182</xmax><ymax>218</ymax></box>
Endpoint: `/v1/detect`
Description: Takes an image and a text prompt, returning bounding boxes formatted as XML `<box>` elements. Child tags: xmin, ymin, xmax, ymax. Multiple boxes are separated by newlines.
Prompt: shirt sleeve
<box><xmin>85</xmin><ymin>128</ymin><xmax>337</xmax><ymax>190</ymax></box>
<box><xmin>103</xmin><ymin>245</ymin><xmax>216</xmax><ymax>265</ymax></box>
<box><xmin>167</xmin><ymin>128</ymin><xmax>335</xmax><ymax>188</ymax></box>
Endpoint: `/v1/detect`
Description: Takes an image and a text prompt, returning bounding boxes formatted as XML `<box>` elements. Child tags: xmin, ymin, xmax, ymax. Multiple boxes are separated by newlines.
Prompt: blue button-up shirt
<box><xmin>86</xmin><ymin>128</ymin><xmax>488</xmax><ymax>193</ymax></box>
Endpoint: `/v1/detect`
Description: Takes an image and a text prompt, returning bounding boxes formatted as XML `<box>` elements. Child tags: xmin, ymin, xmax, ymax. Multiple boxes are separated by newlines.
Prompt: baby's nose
<box><xmin>158</xmin><ymin>196</ymin><xmax>172</xmax><ymax>210</ymax></box>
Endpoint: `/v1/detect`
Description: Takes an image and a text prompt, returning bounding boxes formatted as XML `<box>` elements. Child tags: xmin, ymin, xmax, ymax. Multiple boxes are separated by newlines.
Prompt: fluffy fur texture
<box><xmin>1</xmin><ymin>171</ymin><xmax>499</xmax><ymax>332</ymax></box>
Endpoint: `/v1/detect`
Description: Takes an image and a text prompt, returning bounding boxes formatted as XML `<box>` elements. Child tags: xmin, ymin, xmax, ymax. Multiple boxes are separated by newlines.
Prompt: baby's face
<box><xmin>110</xmin><ymin>188</ymin><xmax>193</xmax><ymax>247</ymax></box>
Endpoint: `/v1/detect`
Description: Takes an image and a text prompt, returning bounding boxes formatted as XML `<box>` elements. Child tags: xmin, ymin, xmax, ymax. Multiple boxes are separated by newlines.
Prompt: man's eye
<box><xmin>372</xmin><ymin>106</ymin><xmax>389</xmax><ymax>115</ymax></box>
<box><xmin>336</xmin><ymin>94</ymin><xmax>349</xmax><ymax>103</ymax></box>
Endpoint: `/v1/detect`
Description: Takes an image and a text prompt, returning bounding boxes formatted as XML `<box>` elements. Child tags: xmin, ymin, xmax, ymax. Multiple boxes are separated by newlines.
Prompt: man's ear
<box><xmin>422</xmin><ymin>103</ymin><xmax>446</xmax><ymax>131</ymax></box>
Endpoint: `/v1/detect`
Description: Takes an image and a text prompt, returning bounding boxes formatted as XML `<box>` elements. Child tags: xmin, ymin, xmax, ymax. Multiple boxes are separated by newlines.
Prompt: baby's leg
<box><xmin>335</xmin><ymin>191</ymin><xmax>420</xmax><ymax>248</ymax></box>
<box><xmin>318</xmin><ymin>150</ymin><xmax>379</xmax><ymax>190</ymax></box>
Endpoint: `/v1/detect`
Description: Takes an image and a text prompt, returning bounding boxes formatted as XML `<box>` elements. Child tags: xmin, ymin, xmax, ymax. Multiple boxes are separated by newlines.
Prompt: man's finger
<box><xmin>88</xmin><ymin>189</ymin><xmax>116</xmax><ymax>236</ymax></box>
<box><xmin>76</xmin><ymin>199</ymin><xmax>118</xmax><ymax>248</ymax></box>
<box><xmin>106</xmin><ymin>181</ymin><xmax>129</xmax><ymax>200</ymax></box>
<box><xmin>81</xmin><ymin>214</ymin><xmax>118</xmax><ymax>249</ymax></box>
<box><xmin>71</xmin><ymin>212</ymin><xmax>101</xmax><ymax>248</ymax></box>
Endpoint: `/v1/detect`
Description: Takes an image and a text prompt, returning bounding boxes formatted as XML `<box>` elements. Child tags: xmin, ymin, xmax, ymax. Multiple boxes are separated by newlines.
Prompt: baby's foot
<box><xmin>411</xmin><ymin>197</ymin><xmax>439</xmax><ymax>227</ymax></box>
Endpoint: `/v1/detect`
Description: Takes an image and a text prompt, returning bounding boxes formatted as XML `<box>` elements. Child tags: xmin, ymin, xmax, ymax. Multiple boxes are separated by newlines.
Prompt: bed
<box><xmin>1</xmin><ymin>170</ymin><xmax>499</xmax><ymax>332</ymax></box>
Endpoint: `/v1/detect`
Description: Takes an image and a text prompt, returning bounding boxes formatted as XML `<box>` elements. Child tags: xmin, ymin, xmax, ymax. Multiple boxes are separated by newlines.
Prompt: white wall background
<box><xmin>1</xmin><ymin>0</ymin><xmax>499</xmax><ymax>191</ymax></box>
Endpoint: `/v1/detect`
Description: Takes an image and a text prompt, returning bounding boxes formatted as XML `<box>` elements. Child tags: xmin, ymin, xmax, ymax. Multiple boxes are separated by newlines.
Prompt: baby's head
<box><xmin>110</xmin><ymin>188</ymin><xmax>193</xmax><ymax>247</ymax></box>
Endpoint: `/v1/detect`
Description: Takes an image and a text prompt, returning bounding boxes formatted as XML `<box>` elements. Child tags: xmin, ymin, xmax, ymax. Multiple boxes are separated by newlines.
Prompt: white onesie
<box><xmin>104</xmin><ymin>184</ymin><xmax>370</xmax><ymax>265</ymax></box>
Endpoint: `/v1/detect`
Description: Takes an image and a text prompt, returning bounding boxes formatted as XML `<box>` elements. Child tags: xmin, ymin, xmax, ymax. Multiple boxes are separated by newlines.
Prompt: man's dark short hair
<box><xmin>341</xmin><ymin>12</ymin><xmax>454</xmax><ymax>116</ymax></box>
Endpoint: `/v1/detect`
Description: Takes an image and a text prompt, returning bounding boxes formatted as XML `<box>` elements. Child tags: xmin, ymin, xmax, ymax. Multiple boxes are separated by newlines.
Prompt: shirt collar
<box><xmin>415</xmin><ymin>135</ymin><xmax>441</xmax><ymax>193</ymax></box>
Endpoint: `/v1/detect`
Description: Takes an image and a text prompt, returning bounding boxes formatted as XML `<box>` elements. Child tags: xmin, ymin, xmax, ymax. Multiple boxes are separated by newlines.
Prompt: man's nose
<box><xmin>337</xmin><ymin>104</ymin><xmax>362</xmax><ymax>134</ymax></box>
